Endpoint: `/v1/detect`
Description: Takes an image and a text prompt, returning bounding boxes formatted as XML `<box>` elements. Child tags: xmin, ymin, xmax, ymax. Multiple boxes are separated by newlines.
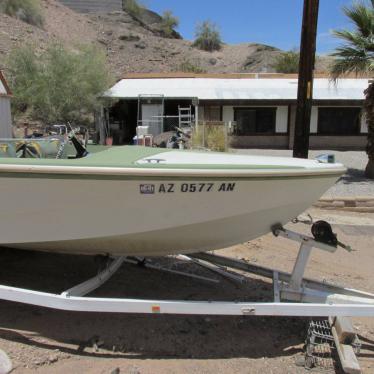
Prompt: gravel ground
<box><xmin>232</xmin><ymin>149</ymin><xmax>374</xmax><ymax>198</ymax></box>
<box><xmin>1</xmin><ymin>209</ymin><xmax>374</xmax><ymax>373</ymax></box>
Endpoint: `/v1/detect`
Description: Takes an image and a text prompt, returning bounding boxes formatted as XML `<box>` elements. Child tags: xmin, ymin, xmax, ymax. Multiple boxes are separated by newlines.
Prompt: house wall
<box><xmin>360</xmin><ymin>111</ymin><xmax>368</xmax><ymax>133</ymax></box>
<box><xmin>275</xmin><ymin>106</ymin><xmax>288</xmax><ymax>133</ymax></box>
<box><xmin>211</xmin><ymin>104</ymin><xmax>367</xmax><ymax>150</ymax></box>
<box><xmin>289</xmin><ymin>105</ymin><xmax>366</xmax><ymax>150</ymax></box>
<box><xmin>222</xmin><ymin>106</ymin><xmax>233</xmax><ymax>123</ymax></box>
<box><xmin>288</xmin><ymin>105</ymin><xmax>297</xmax><ymax>149</ymax></box>
<box><xmin>309</xmin><ymin>135</ymin><xmax>366</xmax><ymax>150</ymax></box>
<box><xmin>312</xmin><ymin>106</ymin><xmax>367</xmax><ymax>134</ymax></box>
<box><xmin>105</xmin><ymin>97</ymin><xmax>367</xmax><ymax>150</ymax></box>
<box><xmin>290</xmin><ymin>105</ymin><xmax>367</xmax><ymax>137</ymax></box>
<box><xmin>230</xmin><ymin>135</ymin><xmax>289</xmax><ymax>149</ymax></box>
<box><xmin>198</xmin><ymin>106</ymin><xmax>205</xmax><ymax>122</ymax></box>
<box><xmin>309</xmin><ymin>106</ymin><xmax>367</xmax><ymax>150</ymax></box>
<box><xmin>221</xmin><ymin>105</ymin><xmax>289</xmax><ymax>133</ymax></box>
<box><xmin>310</xmin><ymin>107</ymin><xmax>318</xmax><ymax>133</ymax></box>
<box><xmin>0</xmin><ymin>97</ymin><xmax>12</xmax><ymax>138</ymax></box>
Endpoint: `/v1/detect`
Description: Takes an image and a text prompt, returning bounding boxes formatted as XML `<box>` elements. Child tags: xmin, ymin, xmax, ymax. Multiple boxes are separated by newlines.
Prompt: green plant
<box><xmin>178</xmin><ymin>60</ymin><xmax>206</xmax><ymax>73</ymax></box>
<box><xmin>122</xmin><ymin>0</ymin><xmax>143</xmax><ymax>18</ymax></box>
<box><xmin>330</xmin><ymin>0</ymin><xmax>374</xmax><ymax>178</ymax></box>
<box><xmin>7</xmin><ymin>43</ymin><xmax>112</xmax><ymax>125</ymax></box>
<box><xmin>0</xmin><ymin>0</ymin><xmax>44</xmax><ymax>27</ymax></box>
<box><xmin>160</xmin><ymin>10</ymin><xmax>179</xmax><ymax>37</ymax></box>
<box><xmin>193</xmin><ymin>21</ymin><xmax>222</xmax><ymax>52</ymax></box>
<box><xmin>272</xmin><ymin>49</ymin><xmax>300</xmax><ymax>73</ymax></box>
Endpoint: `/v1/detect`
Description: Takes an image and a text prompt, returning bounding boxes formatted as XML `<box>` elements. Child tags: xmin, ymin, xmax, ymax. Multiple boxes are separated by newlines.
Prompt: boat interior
<box><xmin>0</xmin><ymin>137</ymin><xmax>88</xmax><ymax>159</ymax></box>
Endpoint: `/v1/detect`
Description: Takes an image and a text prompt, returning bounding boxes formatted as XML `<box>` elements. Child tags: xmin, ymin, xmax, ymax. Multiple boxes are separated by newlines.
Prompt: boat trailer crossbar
<box><xmin>1</xmin><ymin>227</ymin><xmax>374</xmax><ymax>317</ymax></box>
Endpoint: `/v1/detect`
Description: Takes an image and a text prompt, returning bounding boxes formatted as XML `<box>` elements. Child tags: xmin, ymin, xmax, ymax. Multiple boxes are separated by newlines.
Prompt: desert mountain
<box><xmin>0</xmin><ymin>0</ymin><xmax>331</xmax><ymax>79</ymax></box>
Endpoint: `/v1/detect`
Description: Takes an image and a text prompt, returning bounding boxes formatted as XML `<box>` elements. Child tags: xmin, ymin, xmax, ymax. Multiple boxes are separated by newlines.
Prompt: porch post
<box><xmin>192</xmin><ymin>97</ymin><xmax>199</xmax><ymax>130</ymax></box>
<box><xmin>195</xmin><ymin>104</ymin><xmax>199</xmax><ymax>129</ymax></box>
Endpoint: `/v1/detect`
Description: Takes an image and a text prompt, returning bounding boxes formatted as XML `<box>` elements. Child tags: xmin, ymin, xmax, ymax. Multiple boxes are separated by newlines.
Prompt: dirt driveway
<box><xmin>0</xmin><ymin>208</ymin><xmax>373</xmax><ymax>374</ymax></box>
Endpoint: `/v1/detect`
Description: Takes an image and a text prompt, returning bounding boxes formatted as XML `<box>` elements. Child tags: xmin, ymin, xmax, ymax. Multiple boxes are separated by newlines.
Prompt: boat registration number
<box><xmin>140</xmin><ymin>183</ymin><xmax>236</xmax><ymax>194</ymax></box>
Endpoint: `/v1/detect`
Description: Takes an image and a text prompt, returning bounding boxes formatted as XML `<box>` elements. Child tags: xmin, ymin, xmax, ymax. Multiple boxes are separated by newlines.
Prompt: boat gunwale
<box><xmin>0</xmin><ymin>163</ymin><xmax>346</xmax><ymax>179</ymax></box>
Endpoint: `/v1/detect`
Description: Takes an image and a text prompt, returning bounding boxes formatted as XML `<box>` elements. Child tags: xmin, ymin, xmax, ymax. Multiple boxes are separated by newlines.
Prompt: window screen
<box><xmin>318</xmin><ymin>107</ymin><xmax>361</xmax><ymax>135</ymax></box>
<box><xmin>234</xmin><ymin>108</ymin><xmax>276</xmax><ymax>135</ymax></box>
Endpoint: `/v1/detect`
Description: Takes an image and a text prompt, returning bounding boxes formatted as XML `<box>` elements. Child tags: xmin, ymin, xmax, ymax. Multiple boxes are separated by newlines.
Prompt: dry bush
<box><xmin>160</xmin><ymin>10</ymin><xmax>179</xmax><ymax>37</ymax></box>
<box><xmin>193</xmin><ymin>21</ymin><xmax>222</xmax><ymax>52</ymax></box>
<box><xmin>178</xmin><ymin>60</ymin><xmax>206</xmax><ymax>73</ymax></box>
<box><xmin>123</xmin><ymin>0</ymin><xmax>144</xmax><ymax>18</ymax></box>
<box><xmin>272</xmin><ymin>49</ymin><xmax>300</xmax><ymax>73</ymax></box>
<box><xmin>0</xmin><ymin>0</ymin><xmax>44</xmax><ymax>27</ymax></box>
<box><xmin>191</xmin><ymin>124</ymin><xmax>228</xmax><ymax>152</ymax></box>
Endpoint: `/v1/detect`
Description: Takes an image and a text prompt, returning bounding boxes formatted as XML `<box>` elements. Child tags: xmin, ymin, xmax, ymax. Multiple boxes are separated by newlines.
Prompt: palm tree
<box><xmin>330</xmin><ymin>0</ymin><xmax>374</xmax><ymax>178</ymax></box>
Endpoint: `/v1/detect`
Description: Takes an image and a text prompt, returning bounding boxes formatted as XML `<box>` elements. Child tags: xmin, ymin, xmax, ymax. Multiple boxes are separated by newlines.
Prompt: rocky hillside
<box><xmin>0</xmin><ymin>0</ymin><xmax>331</xmax><ymax>79</ymax></box>
<box><xmin>0</xmin><ymin>0</ymin><xmax>97</xmax><ymax>63</ymax></box>
<box><xmin>58</xmin><ymin>0</ymin><xmax>123</xmax><ymax>13</ymax></box>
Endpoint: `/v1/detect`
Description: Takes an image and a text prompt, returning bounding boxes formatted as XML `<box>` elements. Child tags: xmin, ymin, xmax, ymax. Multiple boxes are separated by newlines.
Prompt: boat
<box><xmin>0</xmin><ymin>138</ymin><xmax>345</xmax><ymax>256</ymax></box>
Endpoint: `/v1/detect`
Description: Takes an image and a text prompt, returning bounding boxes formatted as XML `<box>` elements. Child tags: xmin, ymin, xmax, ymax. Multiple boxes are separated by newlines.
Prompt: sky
<box><xmin>146</xmin><ymin>0</ymin><xmax>357</xmax><ymax>54</ymax></box>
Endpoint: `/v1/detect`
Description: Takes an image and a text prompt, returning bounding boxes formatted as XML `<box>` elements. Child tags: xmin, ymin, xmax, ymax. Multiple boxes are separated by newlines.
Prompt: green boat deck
<box><xmin>0</xmin><ymin>145</ymin><xmax>304</xmax><ymax>170</ymax></box>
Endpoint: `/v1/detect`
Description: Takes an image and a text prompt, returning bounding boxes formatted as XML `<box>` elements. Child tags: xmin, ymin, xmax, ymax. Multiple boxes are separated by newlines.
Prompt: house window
<box><xmin>234</xmin><ymin>108</ymin><xmax>276</xmax><ymax>135</ymax></box>
<box><xmin>204</xmin><ymin>106</ymin><xmax>221</xmax><ymax>121</ymax></box>
<box><xmin>318</xmin><ymin>107</ymin><xmax>361</xmax><ymax>135</ymax></box>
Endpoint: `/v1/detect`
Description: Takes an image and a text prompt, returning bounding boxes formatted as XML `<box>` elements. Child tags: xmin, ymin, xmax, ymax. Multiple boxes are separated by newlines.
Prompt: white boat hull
<box><xmin>0</xmin><ymin>174</ymin><xmax>338</xmax><ymax>256</ymax></box>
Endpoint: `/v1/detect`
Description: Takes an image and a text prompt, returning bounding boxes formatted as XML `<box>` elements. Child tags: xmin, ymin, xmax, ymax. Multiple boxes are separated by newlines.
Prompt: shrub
<box><xmin>122</xmin><ymin>0</ymin><xmax>143</xmax><ymax>18</ymax></box>
<box><xmin>178</xmin><ymin>60</ymin><xmax>206</xmax><ymax>73</ymax></box>
<box><xmin>272</xmin><ymin>49</ymin><xmax>300</xmax><ymax>73</ymax></box>
<box><xmin>160</xmin><ymin>10</ymin><xmax>179</xmax><ymax>37</ymax></box>
<box><xmin>193</xmin><ymin>21</ymin><xmax>222</xmax><ymax>52</ymax></box>
<box><xmin>0</xmin><ymin>0</ymin><xmax>44</xmax><ymax>27</ymax></box>
<box><xmin>191</xmin><ymin>124</ymin><xmax>227</xmax><ymax>152</ymax></box>
<box><xmin>7</xmin><ymin>43</ymin><xmax>112</xmax><ymax>124</ymax></box>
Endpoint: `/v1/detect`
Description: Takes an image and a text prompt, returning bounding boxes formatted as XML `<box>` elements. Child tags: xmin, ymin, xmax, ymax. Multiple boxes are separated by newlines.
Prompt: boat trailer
<box><xmin>0</xmin><ymin>223</ymin><xmax>374</xmax><ymax>316</ymax></box>
<box><xmin>0</xmin><ymin>221</ymin><xmax>373</xmax><ymax>372</ymax></box>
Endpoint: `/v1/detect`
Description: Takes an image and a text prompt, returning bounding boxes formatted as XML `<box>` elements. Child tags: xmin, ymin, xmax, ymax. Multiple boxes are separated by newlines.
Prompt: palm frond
<box><xmin>330</xmin><ymin>0</ymin><xmax>373</xmax><ymax>79</ymax></box>
<box><xmin>342</xmin><ymin>1</ymin><xmax>374</xmax><ymax>38</ymax></box>
<box><xmin>330</xmin><ymin>49</ymin><xmax>373</xmax><ymax>79</ymax></box>
<box><xmin>332</xmin><ymin>45</ymin><xmax>368</xmax><ymax>58</ymax></box>
<box><xmin>332</xmin><ymin>29</ymin><xmax>372</xmax><ymax>49</ymax></box>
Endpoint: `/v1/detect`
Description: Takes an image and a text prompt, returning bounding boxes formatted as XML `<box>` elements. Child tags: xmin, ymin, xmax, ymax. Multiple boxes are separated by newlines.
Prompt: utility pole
<box><xmin>293</xmin><ymin>0</ymin><xmax>320</xmax><ymax>158</ymax></box>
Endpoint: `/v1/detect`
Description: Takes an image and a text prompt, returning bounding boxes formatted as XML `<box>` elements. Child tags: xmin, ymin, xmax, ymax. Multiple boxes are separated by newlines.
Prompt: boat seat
<box><xmin>18</xmin><ymin>139</ymin><xmax>65</xmax><ymax>158</ymax></box>
<box><xmin>0</xmin><ymin>139</ymin><xmax>65</xmax><ymax>159</ymax></box>
<box><xmin>0</xmin><ymin>142</ymin><xmax>17</xmax><ymax>158</ymax></box>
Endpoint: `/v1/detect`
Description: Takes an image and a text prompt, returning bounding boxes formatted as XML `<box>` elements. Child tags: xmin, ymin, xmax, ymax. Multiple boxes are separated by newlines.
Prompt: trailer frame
<box><xmin>0</xmin><ymin>225</ymin><xmax>374</xmax><ymax>318</ymax></box>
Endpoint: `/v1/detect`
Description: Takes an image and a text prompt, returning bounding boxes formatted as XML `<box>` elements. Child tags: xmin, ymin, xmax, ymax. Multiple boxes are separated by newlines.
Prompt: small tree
<box><xmin>0</xmin><ymin>0</ymin><xmax>44</xmax><ymax>27</ymax></box>
<box><xmin>160</xmin><ymin>10</ymin><xmax>179</xmax><ymax>37</ymax></box>
<box><xmin>7</xmin><ymin>44</ymin><xmax>112</xmax><ymax>125</ymax></box>
<box><xmin>272</xmin><ymin>49</ymin><xmax>300</xmax><ymax>73</ymax></box>
<box><xmin>193</xmin><ymin>21</ymin><xmax>222</xmax><ymax>52</ymax></box>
